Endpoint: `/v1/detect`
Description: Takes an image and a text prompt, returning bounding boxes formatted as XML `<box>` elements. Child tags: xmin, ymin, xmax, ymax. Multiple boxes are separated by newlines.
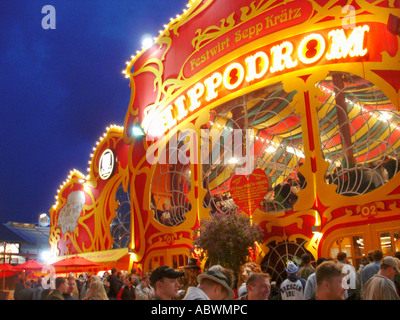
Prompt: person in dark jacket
<box><xmin>45</xmin><ymin>277</ymin><xmax>68</xmax><ymax>300</ymax></box>
<box><xmin>14</xmin><ymin>279</ymin><xmax>34</xmax><ymax>300</ymax></box>
<box><xmin>117</xmin><ymin>275</ymin><xmax>136</xmax><ymax>300</ymax></box>
<box><xmin>13</xmin><ymin>278</ymin><xmax>25</xmax><ymax>300</ymax></box>
<box><xmin>107</xmin><ymin>268</ymin><xmax>122</xmax><ymax>300</ymax></box>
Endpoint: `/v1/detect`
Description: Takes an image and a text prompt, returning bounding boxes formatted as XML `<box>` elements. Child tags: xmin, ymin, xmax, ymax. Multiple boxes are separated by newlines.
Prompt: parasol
<box><xmin>51</xmin><ymin>256</ymin><xmax>101</xmax><ymax>276</ymax></box>
<box><xmin>14</xmin><ymin>259</ymin><xmax>44</xmax><ymax>271</ymax></box>
<box><xmin>15</xmin><ymin>260</ymin><xmax>45</xmax><ymax>281</ymax></box>
<box><xmin>0</xmin><ymin>263</ymin><xmax>17</xmax><ymax>290</ymax></box>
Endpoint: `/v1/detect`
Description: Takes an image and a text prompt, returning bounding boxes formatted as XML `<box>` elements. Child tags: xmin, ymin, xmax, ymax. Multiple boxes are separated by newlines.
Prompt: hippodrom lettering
<box><xmin>143</xmin><ymin>25</ymin><xmax>369</xmax><ymax>137</ymax></box>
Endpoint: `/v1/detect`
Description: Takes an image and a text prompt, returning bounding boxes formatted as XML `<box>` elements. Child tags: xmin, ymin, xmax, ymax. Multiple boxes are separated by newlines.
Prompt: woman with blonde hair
<box><xmin>85</xmin><ymin>280</ymin><xmax>109</xmax><ymax>300</ymax></box>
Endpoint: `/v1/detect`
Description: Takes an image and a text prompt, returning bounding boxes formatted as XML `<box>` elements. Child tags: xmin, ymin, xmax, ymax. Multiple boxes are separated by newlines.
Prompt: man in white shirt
<box><xmin>279</xmin><ymin>261</ymin><xmax>306</xmax><ymax>300</ymax></box>
<box><xmin>183</xmin><ymin>265</ymin><xmax>234</xmax><ymax>300</ymax></box>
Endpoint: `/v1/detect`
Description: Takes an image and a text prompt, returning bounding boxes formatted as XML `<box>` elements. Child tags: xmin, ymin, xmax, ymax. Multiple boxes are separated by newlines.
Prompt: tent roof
<box><xmin>0</xmin><ymin>222</ymin><xmax>49</xmax><ymax>244</ymax></box>
<box><xmin>0</xmin><ymin>223</ymin><xmax>25</xmax><ymax>243</ymax></box>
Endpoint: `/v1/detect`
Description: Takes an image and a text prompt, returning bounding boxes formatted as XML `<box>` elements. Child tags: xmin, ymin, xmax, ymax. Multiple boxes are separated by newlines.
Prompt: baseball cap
<box><xmin>150</xmin><ymin>266</ymin><xmax>184</xmax><ymax>285</ymax></box>
<box><xmin>285</xmin><ymin>261</ymin><xmax>300</xmax><ymax>274</ymax></box>
<box><xmin>382</xmin><ymin>256</ymin><xmax>400</xmax><ymax>273</ymax></box>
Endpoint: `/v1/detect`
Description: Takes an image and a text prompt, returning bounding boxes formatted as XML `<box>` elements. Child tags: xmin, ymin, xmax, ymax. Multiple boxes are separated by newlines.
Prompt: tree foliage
<box><xmin>193</xmin><ymin>212</ymin><xmax>263</xmax><ymax>274</ymax></box>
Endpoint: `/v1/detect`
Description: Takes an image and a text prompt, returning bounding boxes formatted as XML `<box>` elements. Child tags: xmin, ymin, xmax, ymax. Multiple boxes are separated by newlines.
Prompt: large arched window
<box><xmin>110</xmin><ymin>183</ymin><xmax>131</xmax><ymax>249</ymax></box>
<box><xmin>150</xmin><ymin>133</ymin><xmax>191</xmax><ymax>227</ymax></box>
<box><xmin>317</xmin><ymin>72</ymin><xmax>400</xmax><ymax>196</ymax></box>
<box><xmin>202</xmin><ymin>82</ymin><xmax>305</xmax><ymax>214</ymax></box>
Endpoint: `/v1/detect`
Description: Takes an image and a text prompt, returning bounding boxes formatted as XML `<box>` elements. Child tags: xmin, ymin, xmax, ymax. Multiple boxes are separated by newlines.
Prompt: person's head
<box><xmin>246</xmin><ymin>273</ymin><xmax>271</xmax><ymax>300</ymax></box>
<box><xmin>395</xmin><ymin>252</ymin><xmax>400</xmax><ymax>260</ymax></box>
<box><xmin>361</xmin><ymin>256</ymin><xmax>369</xmax><ymax>265</ymax></box>
<box><xmin>141</xmin><ymin>274</ymin><xmax>150</xmax><ymax>287</ymax></box>
<box><xmin>88</xmin><ymin>275</ymin><xmax>100</xmax><ymax>285</ymax></box>
<box><xmin>336</xmin><ymin>252</ymin><xmax>347</xmax><ymax>263</ymax></box>
<box><xmin>125</xmin><ymin>275</ymin><xmax>134</xmax><ymax>286</ymax></box>
<box><xmin>378</xmin><ymin>256</ymin><xmax>400</xmax><ymax>280</ymax></box>
<box><xmin>111</xmin><ymin>267</ymin><xmax>117</xmax><ymax>275</ymax></box>
<box><xmin>197</xmin><ymin>265</ymin><xmax>235</xmax><ymax>300</ymax></box>
<box><xmin>315</xmin><ymin>261</ymin><xmax>346</xmax><ymax>300</ymax></box>
<box><xmin>162</xmin><ymin>203</ymin><xmax>168</xmax><ymax>210</ymax></box>
<box><xmin>55</xmin><ymin>277</ymin><xmax>68</xmax><ymax>294</ymax></box>
<box><xmin>89</xmin><ymin>280</ymin><xmax>109</xmax><ymax>300</ymax></box>
<box><xmin>150</xmin><ymin>266</ymin><xmax>184</xmax><ymax>300</ymax></box>
<box><xmin>66</xmin><ymin>275</ymin><xmax>76</xmax><ymax>295</ymax></box>
<box><xmin>367</xmin><ymin>250</ymin><xmax>374</xmax><ymax>262</ymax></box>
<box><xmin>301</xmin><ymin>253</ymin><xmax>311</xmax><ymax>265</ymax></box>
<box><xmin>316</xmin><ymin>257</ymin><xmax>327</xmax><ymax>266</ymax></box>
<box><xmin>285</xmin><ymin>261</ymin><xmax>299</xmax><ymax>275</ymax></box>
<box><xmin>373</xmin><ymin>249</ymin><xmax>383</xmax><ymax>262</ymax></box>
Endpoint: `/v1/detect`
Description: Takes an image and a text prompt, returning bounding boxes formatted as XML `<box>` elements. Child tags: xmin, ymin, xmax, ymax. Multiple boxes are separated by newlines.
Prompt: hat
<box><xmin>150</xmin><ymin>266</ymin><xmax>184</xmax><ymax>284</ymax></box>
<box><xmin>285</xmin><ymin>261</ymin><xmax>299</xmax><ymax>274</ymax></box>
<box><xmin>197</xmin><ymin>265</ymin><xmax>235</xmax><ymax>300</ymax></box>
<box><xmin>382</xmin><ymin>256</ymin><xmax>400</xmax><ymax>273</ymax></box>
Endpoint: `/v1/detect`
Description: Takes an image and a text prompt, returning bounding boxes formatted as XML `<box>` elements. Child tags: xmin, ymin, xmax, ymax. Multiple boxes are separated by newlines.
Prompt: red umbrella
<box><xmin>0</xmin><ymin>263</ymin><xmax>17</xmax><ymax>290</ymax></box>
<box><xmin>14</xmin><ymin>259</ymin><xmax>44</xmax><ymax>271</ymax></box>
<box><xmin>15</xmin><ymin>260</ymin><xmax>45</xmax><ymax>282</ymax></box>
<box><xmin>51</xmin><ymin>256</ymin><xmax>101</xmax><ymax>275</ymax></box>
<box><xmin>51</xmin><ymin>256</ymin><xmax>101</xmax><ymax>268</ymax></box>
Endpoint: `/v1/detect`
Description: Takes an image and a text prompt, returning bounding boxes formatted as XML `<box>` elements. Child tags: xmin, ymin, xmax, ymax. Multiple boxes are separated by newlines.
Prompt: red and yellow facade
<box><xmin>48</xmin><ymin>0</ymin><xmax>400</xmax><ymax>281</ymax></box>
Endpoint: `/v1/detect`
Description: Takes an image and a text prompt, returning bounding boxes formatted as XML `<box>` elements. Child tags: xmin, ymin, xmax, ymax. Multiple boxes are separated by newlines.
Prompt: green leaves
<box><xmin>193</xmin><ymin>212</ymin><xmax>263</xmax><ymax>273</ymax></box>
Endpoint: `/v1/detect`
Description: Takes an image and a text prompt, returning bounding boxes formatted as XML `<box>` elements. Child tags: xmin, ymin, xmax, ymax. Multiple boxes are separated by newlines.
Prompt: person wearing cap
<box><xmin>362</xmin><ymin>256</ymin><xmax>400</xmax><ymax>300</ymax></box>
<box><xmin>183</xmin><ymin>265</ymin><xmax>235</xmax><ymax>300</ymax></box>
<box><xmin>394</xmin><ymin>257</ymin><xmax>400</xmax><ymax>295</ymax></box>
<box><xmin>278</xmin><ymin>261</ymin><xmax>306</xmax><ymax>300</ymax></box>
<box><xmin>150</xmin><ymin>266</ymin><xmax>184</xmax><ymax>300</ymax></box>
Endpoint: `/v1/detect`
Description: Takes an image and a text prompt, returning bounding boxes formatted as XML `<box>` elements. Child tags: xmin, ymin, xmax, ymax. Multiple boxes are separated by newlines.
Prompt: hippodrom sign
<box><xmin>142</xmin><ymin>25</ymin><xmax>370</xmax><ymax>138</ymax></box>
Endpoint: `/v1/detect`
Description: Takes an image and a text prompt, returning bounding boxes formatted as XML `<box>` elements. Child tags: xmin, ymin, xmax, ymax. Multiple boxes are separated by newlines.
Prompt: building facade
<box><xmin>48</xmin><ymin>0</ymin><xmax>400</xmax><ymax>283</ymax></box>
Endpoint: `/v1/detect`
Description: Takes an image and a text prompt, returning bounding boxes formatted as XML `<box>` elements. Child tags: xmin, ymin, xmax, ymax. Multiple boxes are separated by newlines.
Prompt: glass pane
<box><xmin>317</xmin><ymin>72</ymin><xmax>400</xmax><ymax>196</ymax></box>
<box><xmin>352</xmin><ymin>236</ymin><xmax>364</xmax><ymax>256</ymax></box>
<box><xmin>341</xmin><ymin>237</ymin><xmax>352</xmax><ymax>263</ymax></box>
<box><xmin>178</xmin><ymin>255</ymin><xmax>185</xmax><ymax>267</ymax></box>
<box><xmin>394</xmin><ymin>231</ymin><xmax>400</xmax><ymax>252</ymax></box>
<box><xmin>330</xmin><ymin>247</ymin><xmax>339</xmax><ymax>259</ymax></box>
<box><xmin>151</xmin><ymin>132</ymin><xmax>191</xmax><ymax>227</ymax></box>
<box><xmin>380</xmin><ymin>232</ymin><xmax>393</xmax><ymax>255</ymax></box>
<box><xmin>202</xmin><ymin>82</ymin><xmax>303</xmax><ymax>215</ymax></box>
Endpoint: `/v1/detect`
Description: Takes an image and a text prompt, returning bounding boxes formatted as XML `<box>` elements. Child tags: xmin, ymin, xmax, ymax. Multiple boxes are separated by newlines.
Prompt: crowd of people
<box><xmin>13</xmin><ymin>267</ymin><xmax>154</xmax><ymax>300</ymax></box>
<box><xmin>275</xmin><ymin>250</ymin><xmax>400</xmax><ymax>300</ymax></box>
<box><xmin>11</xmin><ymin>250</ymin><xmax>400</xmax><ymax>300</ymax></box>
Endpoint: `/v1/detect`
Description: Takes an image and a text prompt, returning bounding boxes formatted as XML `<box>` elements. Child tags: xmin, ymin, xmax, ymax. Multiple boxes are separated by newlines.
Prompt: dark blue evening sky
<box><xmin>0</xmin><ymin>0</ymin><xmax>188</xmax><ymax>223</ymax></box>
